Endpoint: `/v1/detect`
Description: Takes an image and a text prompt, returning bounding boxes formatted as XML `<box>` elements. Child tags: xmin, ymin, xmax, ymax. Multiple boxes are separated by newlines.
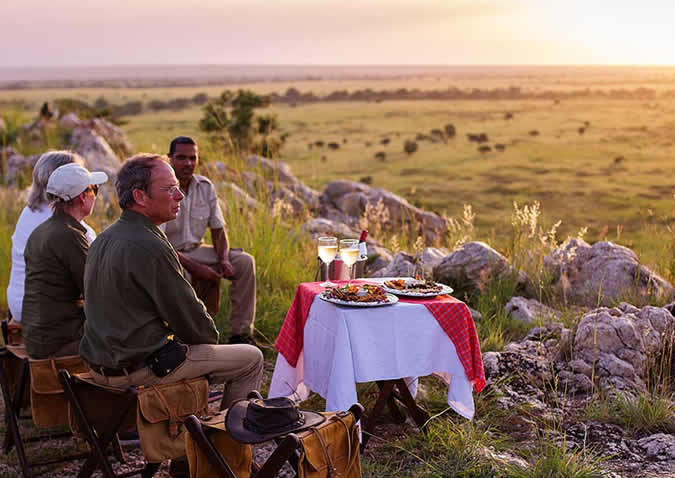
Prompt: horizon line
<box><xmin>3</xmin><ymin>63</ymin><xmax>675</xmax><ymax>69</ymax></box>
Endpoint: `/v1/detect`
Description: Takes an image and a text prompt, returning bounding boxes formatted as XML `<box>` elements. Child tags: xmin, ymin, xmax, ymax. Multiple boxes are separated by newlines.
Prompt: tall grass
<box><xmin>583</xmin><ymin>390</ymin><xmax>675</xmax><ymax>435</ymax></box>
<box><xmin>201</xmin><ymin>152</ymin><xmax>315</xmax><ymax>346</ymax></box>
<box><xmin>0</xmin><ymin>189</ymin><xmax>26</xmax><ymax>313</ymax></box>
<box><xmin>505</xmin><ymin>436</ymin><xmax>608</xmax><ymax>478</ymax></box>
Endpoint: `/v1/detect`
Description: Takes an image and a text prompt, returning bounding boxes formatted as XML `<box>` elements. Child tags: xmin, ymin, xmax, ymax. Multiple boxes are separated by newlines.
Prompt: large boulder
<box><xmin>300</xmin><ymin>217</ymin><xmax>359</xmax><ymax>240</ymax></box>
<box><xmin>418</xmin><ymin>247</ymin><xmax>449</xmax><ymax>277</ymax></box>
<box><xmin>248</xmin><ymin>155</ymin><xmax>296</xmax><ymax>183</ymax></box>
<box><xmin>544</xmin><ymin>239</ymin><xmax>674</xmax><ymax>307</ymax></box>
<box><xmin>220</xmin><ymin>182</ymin><xmax>257</xmax><ymax>212</ymax></box>
<box><xmin>241</xmin><ymin>160</ymin><xmax>320</xmax><ymax>214</ymax></box>
<box><xmin>433</xmin><ymin>241</ymin><xmax>529</xmax><ymax>298</ymax></box>
<box><xmin>319</xmin><ymin>180</ymin><xmax>447</xmax><ymax>243</ymax></box>
<box><xmin>59</xmin><ymin>112</ymin><xmax>82</xmax><ymax>129</ymax></box>
<box><xmin>84</xmin><ymin>118</ymin><xmax>134</xmax><ymax>158</ymax></box>
<box><xmin>70</xmin><ymin>127</ymin><xmax>122</xmax><ymax>178</ymax></box>
<box><xmin>370</xmin><ymin>252</ymin><xmax>416</xmax><ymax>278</ymax></box>
<box><xmin>505</xmin><ymin>296</ymin><xmax>562</xmax><ymax>325</ymax></box>
<box><xmin>572</xmin><ymin>303</ymin><xmax>675</xmax><ymax>392</ymax></box>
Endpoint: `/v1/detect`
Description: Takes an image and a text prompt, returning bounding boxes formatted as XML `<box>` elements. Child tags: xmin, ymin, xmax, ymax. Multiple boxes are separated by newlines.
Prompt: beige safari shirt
<box><xmin>162</xmin><ymin>174</ymin><xmax>226</xmax><ymax>252</ymax></box>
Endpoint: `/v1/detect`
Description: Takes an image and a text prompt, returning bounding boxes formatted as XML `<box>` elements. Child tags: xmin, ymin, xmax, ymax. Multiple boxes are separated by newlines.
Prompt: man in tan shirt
<box><xmin>163</xmin><ymin>136</ymin><xmax>256</xmax><ymax>345</ymax></box>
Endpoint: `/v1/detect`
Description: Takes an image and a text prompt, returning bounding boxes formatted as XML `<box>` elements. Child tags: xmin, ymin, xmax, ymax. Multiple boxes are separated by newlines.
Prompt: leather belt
<box><xmin>88</xmin><ymin>361</ymin><xmax>145</xmax><ymax>377</ymax></box>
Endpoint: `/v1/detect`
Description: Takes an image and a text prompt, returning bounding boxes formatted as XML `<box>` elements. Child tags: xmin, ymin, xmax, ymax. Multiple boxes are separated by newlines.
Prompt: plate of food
<box><xmin>381</xmin><ymin>278</ymin><xmax>453</xmax><ymax>298</ymax></box>
<box><xmin>319</xmin><ymin>284</ymin><xmax>399</xmax><ymax>307</ymax></box>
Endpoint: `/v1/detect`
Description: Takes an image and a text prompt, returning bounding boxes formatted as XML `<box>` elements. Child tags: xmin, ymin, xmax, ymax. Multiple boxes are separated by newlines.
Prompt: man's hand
<box><xmin>218</xmin><ymin>259</ymin><xmax>235</xmax><ymax>279</ymax></box>
<box><xmin>192</xmin><ymin>262</ymin><xmax>223</xmax><ymax>281</ymax></box>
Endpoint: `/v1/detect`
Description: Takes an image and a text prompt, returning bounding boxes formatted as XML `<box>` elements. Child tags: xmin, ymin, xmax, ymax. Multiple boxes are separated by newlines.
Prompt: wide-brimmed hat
<box><xmin>46</xmin><ymin>163</ymin><xmax>108</xmax><ymax>201</ymax></box>
<box><xmin>225</xmin><ymin>397</ymin><xmax>325</xmax><ymax>444</ymax></box>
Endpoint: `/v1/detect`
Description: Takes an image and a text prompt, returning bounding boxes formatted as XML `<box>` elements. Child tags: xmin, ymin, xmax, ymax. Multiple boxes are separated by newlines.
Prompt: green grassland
<box><xmin>3</xmin><ymin>77</ymin><xmax>674</xmax><ymax>274</ymax></box>
<box><xmin>125</xmin><ymin>97</ymin><xmax>674</xmax><ymax>274</ymax></box>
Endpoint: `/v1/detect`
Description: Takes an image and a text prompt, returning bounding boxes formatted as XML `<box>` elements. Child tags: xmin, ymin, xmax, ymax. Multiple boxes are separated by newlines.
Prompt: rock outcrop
<box><xmin>505</xmin><ymin>296</ymin><xmax>562</xmax><ymax>325</ymax></box>
<box><xmin>433</xmin><ymin>241</ymin><xmax>529</xmax><ymax>298</ymax></box>
<box><xmin>572</xmin><ymin>303</ymin><xmax>675</xmax><ymax>392</ymax></box>
<box><xmin>319</xmin><ymin>180</ymin><xmax>447</xmax><ymax>243</ymax></box>
<box><xmin>70</xmin><ymin>127</ymin><xmax>122</xmax><ymax>177</ymax></box>
<box><xmin>544</xmin><ymin>239</ymin><xmax>674</xmax><ymax>307</ymax></box>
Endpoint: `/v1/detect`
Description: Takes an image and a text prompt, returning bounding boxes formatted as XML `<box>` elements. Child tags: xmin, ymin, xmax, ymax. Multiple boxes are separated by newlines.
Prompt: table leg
<box><xmin>376</xmin><ymin>381</ymin><xmax>405</xmax><ymax>424</ymax></box>
<box><xmin>393</xmin><ymin>379</ymin><xmax>429</xmax><ymax>430</ymax></box>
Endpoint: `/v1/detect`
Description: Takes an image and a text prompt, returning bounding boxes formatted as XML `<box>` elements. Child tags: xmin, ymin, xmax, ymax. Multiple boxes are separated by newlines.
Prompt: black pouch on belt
<box><xmin>145</xmin><ymin>340</ymin><xmax>187</xmax><ymax>377</ymax></box>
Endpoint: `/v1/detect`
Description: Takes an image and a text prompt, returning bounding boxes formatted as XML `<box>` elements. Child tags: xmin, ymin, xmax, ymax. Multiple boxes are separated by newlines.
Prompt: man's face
<box><xmin>170</xmin><ymin>143</ymin><xmax>199</xmax><ymax>185</ymax></box>
<box><xmin>142</xmin><ymin>161</ymin><xmax>184</xmax><ymax>225</ymax></box>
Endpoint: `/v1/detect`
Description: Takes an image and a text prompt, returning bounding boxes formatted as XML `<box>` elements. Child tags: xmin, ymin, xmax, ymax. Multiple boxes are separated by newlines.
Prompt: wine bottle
<box><xmin>358</xmin><ymin>230</ymin><xmax>368</xmax><ymax>260</ymax></box>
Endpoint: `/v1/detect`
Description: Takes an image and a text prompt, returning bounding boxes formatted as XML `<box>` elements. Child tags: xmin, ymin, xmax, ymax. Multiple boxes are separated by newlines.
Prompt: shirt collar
<box><xmin>53</xmin><ymin>209</ymin><xmax>87</xmax><ymax>232</ymax></box>
<box><xmin>120</xmin><ymin>209</ymin><xmax>171</xmax><ymax>241</ymax></box>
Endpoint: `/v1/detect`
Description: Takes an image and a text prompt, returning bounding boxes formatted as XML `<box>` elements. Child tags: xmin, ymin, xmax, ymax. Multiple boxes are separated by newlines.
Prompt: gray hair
<box><xmin>26</xmin><ymin>151</ymin><xmax>85</xmax><ymax>211</ymax></box>
<box><xmin>116</xmin><ymin>153</ymin><xmax>168</xmax><ymax>209</ymax></box>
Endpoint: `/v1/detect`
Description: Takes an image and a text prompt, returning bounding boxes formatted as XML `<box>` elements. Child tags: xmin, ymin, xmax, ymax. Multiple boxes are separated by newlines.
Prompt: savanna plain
<box><xmin>0</xmin><ymin>68</ymin><xmax>673</xmax><ymax>477</ymax></box>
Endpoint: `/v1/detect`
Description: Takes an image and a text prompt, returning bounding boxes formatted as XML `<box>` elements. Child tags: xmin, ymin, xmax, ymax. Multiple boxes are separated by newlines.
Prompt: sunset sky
<box><xmin>2</xmin><ymin>0</ymin><xmax>674</xmax><ymax>66</ymax></box>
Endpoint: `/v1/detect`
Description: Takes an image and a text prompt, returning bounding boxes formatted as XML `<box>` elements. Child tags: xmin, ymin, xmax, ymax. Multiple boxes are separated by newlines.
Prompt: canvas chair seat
<box><xmin>184</xmin><ymin>391</ymin><xmax>364</xmax><ymax>478</ymax></box>
<box><xmin>59</xmin><ymin>369</ymin><xmax>211</xmax><ymax>478</ymax></box>
<box><xmin>0</xmin><ymin>322</ymin><xmax>90</xmax><ymax>478</ymax></box>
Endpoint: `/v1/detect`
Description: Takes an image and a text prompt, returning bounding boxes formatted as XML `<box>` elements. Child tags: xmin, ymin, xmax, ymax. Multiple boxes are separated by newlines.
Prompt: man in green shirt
<box><xmin>79</xmin><ymin>154</ymin><xmax>263</xmax><ymax>413</ymax></box>
<box><xmin>22</xmin><ymin>162</ymin><xmax>107</xmax><ymax>359</ymax></box>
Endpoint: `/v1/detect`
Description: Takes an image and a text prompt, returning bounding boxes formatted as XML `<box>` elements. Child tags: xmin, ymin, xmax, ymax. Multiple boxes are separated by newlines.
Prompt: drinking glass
<box><xmin>339</xmin><ymin>239</ymin><xmax>359</xmax><ymax>284</ymax></box>
<box><xmin>317</xmin><ymin>236</ymin><xmax>338</xmax><ymax>286</ymax></box>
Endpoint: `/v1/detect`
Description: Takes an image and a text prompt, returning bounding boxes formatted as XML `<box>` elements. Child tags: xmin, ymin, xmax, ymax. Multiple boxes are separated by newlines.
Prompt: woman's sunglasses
<box><xmin>85</xmin><ymin>185</ymin><xmax>99</xmax><ymax>196</ymax></box>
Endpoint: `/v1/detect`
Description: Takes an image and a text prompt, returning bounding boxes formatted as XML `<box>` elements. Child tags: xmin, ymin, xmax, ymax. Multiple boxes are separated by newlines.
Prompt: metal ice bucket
<box><xmin>317</xmin><ymin>257</ymin><xmax>366</xmax><ymax>281</ymax></box>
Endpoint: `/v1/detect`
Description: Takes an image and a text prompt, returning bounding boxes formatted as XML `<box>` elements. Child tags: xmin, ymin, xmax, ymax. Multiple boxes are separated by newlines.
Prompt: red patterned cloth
<box><xmin>275</xmin><ymin>281</ymin><xmax>486</xmax><ymax>393</ymax></box>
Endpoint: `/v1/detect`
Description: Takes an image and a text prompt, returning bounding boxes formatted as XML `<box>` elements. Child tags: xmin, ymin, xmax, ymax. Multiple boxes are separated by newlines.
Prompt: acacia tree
<box><xmin>199</xmin><ymin>89</ymin><xmax>284</xmax><ymax>155</ymax></box>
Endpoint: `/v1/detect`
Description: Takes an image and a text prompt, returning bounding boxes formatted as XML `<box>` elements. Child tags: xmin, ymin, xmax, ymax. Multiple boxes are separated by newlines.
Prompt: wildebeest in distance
<box><xmin>529</xmin><ymin>130</ymin><xmax>540</xmax><ymax>136</ymax></box>
<box><xmin>478</xmin><ymin>145</ymin><xmax>492</xmax><ymax>154</ymax></box>
<box><xmin>375</xmin><ymin>151</ymin><xmax>386</xmax><ymax>161</ymax></box>
<box><xmin>315</xmin><ymin>140</ymin><xmax>325</xmax><ymax>147</ymax></box>
<box><xmin>495</xmin><ymin>144</ymin><xmax>506</xmax><ymax>152</ymax></box>
<box><xmin>380</xmin><ymin>138</ymin><xmax>391</xmax><ymax>145</ymax></box>
<box><xmin>327</xmin><ymin>142</ymin><xmax>340</xmax><ymax>150</ymax></box>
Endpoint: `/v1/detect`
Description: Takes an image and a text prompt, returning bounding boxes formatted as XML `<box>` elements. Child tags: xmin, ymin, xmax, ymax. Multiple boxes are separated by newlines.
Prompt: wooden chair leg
<box><xmin>184</xmin><ymin>415</ymin><xmax>237</xmax><ymax>478</ymax></box>
<box><xmin>0</xmin><ymin>356</ymin><xmax>30</xmax><ymax>477</ymax></box>
<box><xmin>58</xmin><ymin>370</ymin><xmax>142</xmax><ymax>478</ymax></box>
<box><xmin>255</xmin><ymin>434</ymin><xmax>300</xmax><ymax>478</ymax></box>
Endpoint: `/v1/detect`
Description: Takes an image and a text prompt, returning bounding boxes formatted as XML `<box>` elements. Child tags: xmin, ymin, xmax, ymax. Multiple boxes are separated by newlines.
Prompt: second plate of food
<box><xmin>381</xmin><ymin>278</ymin><xmax>454</xmax><ymax>298</ymax></box>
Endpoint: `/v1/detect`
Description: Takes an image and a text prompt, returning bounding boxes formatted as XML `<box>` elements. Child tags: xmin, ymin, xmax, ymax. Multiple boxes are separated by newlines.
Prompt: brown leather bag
<box><xmin>296</xmin><ymin>411</ymin><xmax>362</xmax><ymax>478</ymax></box>
<box><xmin>28</xmin><ymin>355</ymin><xmax>88</xmax><ymax>428</ymax></box>
<box><xmin>184</xmin><ymin>413</ymin><xmax>253</xmax><ymax>478</ymax></box>
<box><xmin>136</xmin><ymin>377</ymin><xmax>209</xmax><ymax>462</ymax></box>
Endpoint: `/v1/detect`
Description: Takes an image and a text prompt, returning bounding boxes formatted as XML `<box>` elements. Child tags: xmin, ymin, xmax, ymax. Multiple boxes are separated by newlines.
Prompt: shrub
<box><xmin>404</xmin><ymin>140</ymin><xmax>418</xmax><ymax>155</ymax></box>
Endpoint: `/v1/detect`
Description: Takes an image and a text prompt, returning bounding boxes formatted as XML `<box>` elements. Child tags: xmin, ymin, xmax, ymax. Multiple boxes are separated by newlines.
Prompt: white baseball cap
<box><xmin>46</xmin><ymin>163</ymin><xmax>109</xmax><ymax>201</ymax></box>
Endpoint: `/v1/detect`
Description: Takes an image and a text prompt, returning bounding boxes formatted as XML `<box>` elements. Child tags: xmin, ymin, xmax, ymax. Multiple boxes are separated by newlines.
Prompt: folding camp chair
<box><xmin>0</xmin><ymin>324</ymin><xmax>96</xmax><ymax>478</ymax></box>
<box><xmin>58</xmin><ymin>369</ymin><xmax>161</xmax><ymax>478</ymax></box>
<box><xmin>183</xmin><ymin>390</ymin><xmax>364</xmax><ymax>478</ymax></box>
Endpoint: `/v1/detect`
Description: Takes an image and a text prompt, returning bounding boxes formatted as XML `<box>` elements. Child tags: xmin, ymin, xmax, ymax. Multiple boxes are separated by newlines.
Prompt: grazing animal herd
<box><xmin>307</xmin><ymin>117</ymin><xmax>601</xmax><ymax>163</ymax></box>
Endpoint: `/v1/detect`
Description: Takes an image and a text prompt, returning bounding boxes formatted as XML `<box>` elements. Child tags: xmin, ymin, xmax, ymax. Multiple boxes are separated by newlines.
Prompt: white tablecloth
<box><xmin>269</xmin><ymin>292</ymin><xmax>476</xmax><ymax>420</ymax></box>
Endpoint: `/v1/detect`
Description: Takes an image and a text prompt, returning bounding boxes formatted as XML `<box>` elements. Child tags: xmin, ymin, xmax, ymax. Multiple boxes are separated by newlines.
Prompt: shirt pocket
<box><xmin>190</xmin><ymin>203</ymin><xmax>211</xmax><ymax>237</ymax></box>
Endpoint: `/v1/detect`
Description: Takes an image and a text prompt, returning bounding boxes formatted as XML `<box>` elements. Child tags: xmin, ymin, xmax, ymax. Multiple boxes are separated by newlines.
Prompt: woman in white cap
<box><xmin>6</xmin><ymin>151</ymin><xmax>96</xmax><ymax>324</ymax></box>
<box><xmin>21</xmin><ymin>162</ymin><xmax>108</xmax><ymax>359</ymax></box>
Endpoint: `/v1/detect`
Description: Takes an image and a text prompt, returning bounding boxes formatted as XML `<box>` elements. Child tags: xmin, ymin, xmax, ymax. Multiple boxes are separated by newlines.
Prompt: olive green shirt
<box><xmin>80</xmin><ymin>210</ymin><xmax>218</xmax><ymax>369</ymax></box>
<box><xmin>22</xmin><ymin>210</ymin><xmax>88</xmax><ymax>359</ymax></box>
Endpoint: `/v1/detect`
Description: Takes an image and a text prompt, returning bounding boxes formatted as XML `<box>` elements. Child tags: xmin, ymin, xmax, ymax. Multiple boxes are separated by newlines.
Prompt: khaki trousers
<box><xmin>88</xmin><ymin>343</ymin><xmax>263</xmax><ymax>411</ymax></box>
<box><xmin>182</xmin><ymin>245</ymin><xmax>256</xmax><ymax>336</ymax></box>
